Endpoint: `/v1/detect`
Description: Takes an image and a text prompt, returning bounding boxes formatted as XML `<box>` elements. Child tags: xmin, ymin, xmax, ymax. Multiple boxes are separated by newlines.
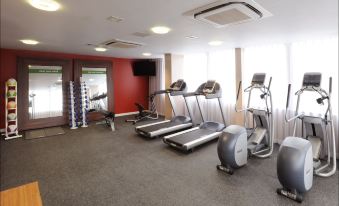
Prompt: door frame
<box><xmin>17</xmin><ymin>57</ymin><xmax>72</xmax><ymax>131</ymax></box>
<box><xmin>73</xmin><ymin>59</ymin><xmax>113</xmax><ymax>121</ymax></box>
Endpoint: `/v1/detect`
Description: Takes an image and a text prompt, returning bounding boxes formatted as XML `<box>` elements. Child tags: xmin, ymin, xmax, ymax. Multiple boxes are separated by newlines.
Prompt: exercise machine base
<box><xmin>276</xmin><ymin>188</ymin><xmax>303</xmax><ymax>203</ymax></box>
<box><xmin>216</xmin><ymin>165</ymin><xmax>234</xmax><ymax>175</ymax></box>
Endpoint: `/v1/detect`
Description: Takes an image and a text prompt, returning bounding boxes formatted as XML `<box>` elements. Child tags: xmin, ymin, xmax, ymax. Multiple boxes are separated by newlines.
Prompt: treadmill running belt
<box><xmin>138</xmin><ymin>121</ymin><xmax>183</xmax><ymax>133</ymax></box>
<box><xmin>166</xmin><ymin>129</ymin><xmax>215</xmax><ymax>146</ymax></box>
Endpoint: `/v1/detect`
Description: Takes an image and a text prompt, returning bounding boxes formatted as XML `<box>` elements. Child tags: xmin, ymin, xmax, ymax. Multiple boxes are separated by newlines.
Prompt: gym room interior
<box><xmin>0</xmin><ymin>0</ymin><xmax>338</xmax><ymax>206</ymax></box>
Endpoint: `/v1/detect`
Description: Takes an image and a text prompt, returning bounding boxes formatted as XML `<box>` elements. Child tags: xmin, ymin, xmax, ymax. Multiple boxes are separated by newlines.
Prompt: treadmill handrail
<box><xmin>184</xmin><ymin>131</ymin><xmax>222</xmax><ymax>147</ymax></box>
<box><xmin>153</xmin><ymin>88</ymin><xmax>179</xmax><ymax>95</ymax></box>
<box><xmin>183</xmin><ymin>92</ymin><xmax>198</xmax><ymax>97</ymax></box>
<box><xmin>135</xmin><ymin>120</ymin><xmax>171</xmax><ymax>129</ymax></box>
<box><xmin>153</xmin><ymin>90</ymin><xmax>169</xmax><ymax>95</ymax></box>
<box><xmin>163</xmin><ymin>127</ymin><xmax>200</xmax><ymax>139</ymax></box>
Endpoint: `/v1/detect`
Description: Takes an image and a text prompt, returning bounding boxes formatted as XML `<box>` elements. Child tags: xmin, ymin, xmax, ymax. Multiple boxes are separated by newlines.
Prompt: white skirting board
<box><xmin>115</xmin><ymin>111</ymin><xmax>139</xmax><ymax>117</ymax></box>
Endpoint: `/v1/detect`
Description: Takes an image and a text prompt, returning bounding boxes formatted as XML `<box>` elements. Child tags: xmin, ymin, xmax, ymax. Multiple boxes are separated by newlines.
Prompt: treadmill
<box><xmin>135</xmin><ymin>79</ymin><xmax>193</xmax><ymax>138</ymax></box>
<box><xmin>163</xmin><ymin>80</ymin><xmax>226</xmax><ymax>152</ymax></box>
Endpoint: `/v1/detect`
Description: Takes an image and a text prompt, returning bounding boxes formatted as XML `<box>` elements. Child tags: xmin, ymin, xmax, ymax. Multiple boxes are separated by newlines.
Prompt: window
<box><xmin>242</xmin><ymin>37</ymin><xmax>338</xmax><ymax>145</ymax></box>
<box><xmin>243</xmin><ymin>44</ymin><xmax>288</xmax><ymax>110</ymax></box>
<box><xmin>290</xmin><ymin>38</ymin><xmax>338</xmax><ymax>115</ymax></box>
<box><xmin>182</xmin><ymin>50</ymin><xmax>236</xmax><ymax>125</ymax></box>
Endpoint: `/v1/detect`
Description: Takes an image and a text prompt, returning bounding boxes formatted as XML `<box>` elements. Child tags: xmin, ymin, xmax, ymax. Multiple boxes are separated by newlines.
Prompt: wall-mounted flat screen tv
<box><xmin>132</xmin><ymin>60</ymin><xmax>156</xmax><ymax>76</ymax></box>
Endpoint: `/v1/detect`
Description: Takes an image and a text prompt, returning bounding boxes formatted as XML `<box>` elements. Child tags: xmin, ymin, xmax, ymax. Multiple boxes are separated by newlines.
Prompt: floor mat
<box><xmin>25</xmin><ymin>127</ymin><xmax>65</xmax><ymax>140</ymax></box>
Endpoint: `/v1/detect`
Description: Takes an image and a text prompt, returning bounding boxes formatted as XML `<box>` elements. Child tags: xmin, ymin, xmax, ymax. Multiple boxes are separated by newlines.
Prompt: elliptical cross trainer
<box><xmin>217</xmin><ymin>73</ymin><xmax>274</xmax><ymax>174</ymax></box>
<box><xmin>276</xmin><ymin>72</ymin><xmax>337</xmax><ymax>203</ymax></box>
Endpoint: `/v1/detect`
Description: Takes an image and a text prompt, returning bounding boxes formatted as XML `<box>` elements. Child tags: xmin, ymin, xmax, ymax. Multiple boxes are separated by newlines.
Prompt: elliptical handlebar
<box><xmin>267</xmin><ymin>77</ymin><xmax>272</xmax><ymax>90</ymax></box>
<box><xmin>329</xmin><ymin>77</ymin><xmax>332</xmax><ymax>94</ymax></box>
<box><xmin>284</xmin><ymin>84</ymin><xmax>305</xmax><ymax>122</ymax></box>
<box><xmin>286</xmin><ymin>84</ymin><xmax>291</xmax><ymax>110</ymax></box>
<box><xmin>260</xmin><ymin>77</ymin><xmax>272</xmax><ymax>99</ymax></box>
<box><xmin>235</xmin><ymin>81</ymin><xmax>253</xmax><ymax>113</ymax></box>
<box><xmin>236</xmin><ymin>81</ymin><xmax>242</xmax><ymax>102</ymax></box>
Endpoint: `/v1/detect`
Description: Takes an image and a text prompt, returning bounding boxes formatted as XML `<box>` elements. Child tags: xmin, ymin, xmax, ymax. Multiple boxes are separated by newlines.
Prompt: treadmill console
<box><xmin>171</xmin><ymin>79</ymin><xmax>185</xmax><ymax>91</ymax></box>
<box><xmin>302</xmin><ymin>72</ymin><xmax>321</xmax><ymax>88</ymax></box>
<box><xmin>251</xmin><ymin>73</ymin><xmax>266</xmax><ymax>86</ymax></box>
<box><xmin>203</xmin><ymin>80</ymin><xmax>216</xmax><ymax>94</ymax></box>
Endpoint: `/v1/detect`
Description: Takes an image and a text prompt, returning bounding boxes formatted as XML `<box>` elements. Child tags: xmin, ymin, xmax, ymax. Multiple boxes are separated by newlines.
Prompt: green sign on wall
<box><xmin>29</xmin><ymin>69</ymin><xmax>62</xmax><ymax>74</ymax></box>
<box><xmin>82</xmin><ymin>70</ymin><xmax>106</xmax><ymax>74</ymax></box>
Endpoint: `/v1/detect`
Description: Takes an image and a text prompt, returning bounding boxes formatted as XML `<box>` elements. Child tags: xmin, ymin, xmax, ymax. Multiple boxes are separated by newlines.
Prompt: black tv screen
<box><xmin>132</xmin><ymin>60</ymin><xmax>156</xmax><ymax>76</ymax></box>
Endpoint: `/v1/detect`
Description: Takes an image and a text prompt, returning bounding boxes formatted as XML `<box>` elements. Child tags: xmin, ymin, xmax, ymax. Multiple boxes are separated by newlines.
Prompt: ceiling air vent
<box><xmin>102</xmin><ymin>39</ymin><xmax>143</xmax><ymax>49</ymax></box>
<box><xmin>132</xmin><ymin>32</ymin><xmax>151</xmax><ymax>38</ymax></box>
<box><xmin>184</xmin><ymin>0</ymin><xmax>272</xmax><ymax>28</ymax></box>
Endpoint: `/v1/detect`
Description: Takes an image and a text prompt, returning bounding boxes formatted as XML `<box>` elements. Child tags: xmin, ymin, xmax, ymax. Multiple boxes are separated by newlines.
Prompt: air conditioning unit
<box><xmin>102</xmin><ymin>39</ymin><xmax>143</xmax><ymax>49</ymax></box>
<box><xmin>184</xmin><ymin>0</ymin><xmax>272</xmax><ymax>28</ymax></box>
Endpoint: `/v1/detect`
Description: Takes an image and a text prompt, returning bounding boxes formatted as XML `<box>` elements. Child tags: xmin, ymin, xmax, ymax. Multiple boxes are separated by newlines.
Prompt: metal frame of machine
<box><xmin>135</xmin><ymin>79</ymin><xmax>193</xmax><ymax>138</ymax></box>
<box><xmin>163</xmin><ymin>80</ymin><xmax>226</xmax><ymax>152</ymax></box>
<box><xmin>217</xmin><ymin>73</ymin><xmax>274</xmax><ymax>174</ymax></box>
<box><xmin>277</xmin><ymin>72</ymin><xmax>337</xmax><ymax>203</ymax></box>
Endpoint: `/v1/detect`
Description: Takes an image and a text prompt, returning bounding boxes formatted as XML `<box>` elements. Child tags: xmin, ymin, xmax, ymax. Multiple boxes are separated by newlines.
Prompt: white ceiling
<box><xmin>1</xmin><ymin>0</ymin><xmax>338</xmax><ymax>58</ymax></box>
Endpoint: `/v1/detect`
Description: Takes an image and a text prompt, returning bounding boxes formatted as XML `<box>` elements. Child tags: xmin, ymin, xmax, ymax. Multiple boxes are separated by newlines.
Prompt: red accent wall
<box><xmin>0</xmin><ymin>48</ymin><xmax>149</xmax><ymax>128</ymax></box>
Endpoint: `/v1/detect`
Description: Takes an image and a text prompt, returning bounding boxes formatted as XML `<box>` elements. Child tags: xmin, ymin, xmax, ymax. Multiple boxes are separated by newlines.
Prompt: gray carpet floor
<box><xmin>1</xmin><ymin>116</ymin><xmax>338</xmax><ymax>206</ymax></box>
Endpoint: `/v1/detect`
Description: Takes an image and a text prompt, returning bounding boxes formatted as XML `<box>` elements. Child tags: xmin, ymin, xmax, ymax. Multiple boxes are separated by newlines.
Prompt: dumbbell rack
<box><xmin>68</xmin><ymin>81</ymin><xmax>78</xmax><ymax>129</ymax></box>
<box><xmin>4</xmin><ymin>79</ymin><xmax>22</xmax><ymax>140</ymax></box>
<box><xmin>80</xmin><ymin>81</ymin><xmax>89</xmax><ymax>127</ymax></box>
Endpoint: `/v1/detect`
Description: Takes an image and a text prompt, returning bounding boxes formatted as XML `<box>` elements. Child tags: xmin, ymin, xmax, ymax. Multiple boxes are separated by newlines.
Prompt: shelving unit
<box><xmin>4</xmin><ymin>78</ymin><xmax>22</xmax><ymax>140</ymax></box>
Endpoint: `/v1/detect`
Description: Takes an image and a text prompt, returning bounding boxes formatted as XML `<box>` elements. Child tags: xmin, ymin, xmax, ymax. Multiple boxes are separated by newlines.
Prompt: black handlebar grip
<box><xmin>268</xmin><ymin>77</ymin><xmax>272</xmax><ymax>91</ymax></box>
<box><xmin>329</xmin><ymin>77</ymin><xmax>332</xmax><ymax>94</ymax></box>
<box><xmin>286</xmin><ymin>84</ymin><xmax>291</xmax><ymax>109</ymax></box>
<box><xmin>236</xmin><ymin>81</ymin><xmax>242</xmax><ymax>101</ymax></box>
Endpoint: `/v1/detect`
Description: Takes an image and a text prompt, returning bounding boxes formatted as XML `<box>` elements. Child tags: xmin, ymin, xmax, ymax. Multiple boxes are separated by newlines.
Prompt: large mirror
<box><xmin>74</xmin><ymin>60</ymin><xmax>113</xmax><ymax>121</ymax></box>
<box><xmin>28</xmin><ymin>65</ymin><xmax>63</xmax><ymax>119</ymax></box>
<box><xmin>17</xmin><ymin>57</ymin><xmax>72</xmax><ymax>130</ymax></box>
<box><xmin>81</xmin><ymin>67</ymin><xmax>108</xmax><ymax>111</ymax></box>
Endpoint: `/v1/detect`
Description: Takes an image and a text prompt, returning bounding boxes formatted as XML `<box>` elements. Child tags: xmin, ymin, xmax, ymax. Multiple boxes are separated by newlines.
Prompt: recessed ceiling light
<box><xmin>95</xmin><ymin>47</ymin><xmax>107</xmax><ymax>52</ymax></box>
<box><xmin>28</xmin><ymin>0</ymin><xmax>61</xmax><ymax>11</ymax></box>
<box><xmin>20</xmin><ymin>39</ymin><xmax>39</xmax><ymax>45</ymax></box>
<box><xmin>186</xmin><ymin>35</ymin><xmax>198</xmax><ymax>39</ymax></box>
<box><xmin>208</xmin><ymin>41</ymin><xmax>223</xmax><ymax>46</ymax></box>
<box><xmin>57</xmin><ymin>79</ymin><xmax>62</xmax><ymax>82</ymax></box>
<box><xmin>89</xmin><ymin>79</ymin><xmax>94</xmax><ymax>82</ymax></box>
<box><xmin>151</xmin><ymin>26</ymin><xmax>171</xmax><ymax>34</ymax></box>
<box><xmin>142</xmin><ymin>53</ymin><xmax>152</xmax><ymax>56</ymax></box>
